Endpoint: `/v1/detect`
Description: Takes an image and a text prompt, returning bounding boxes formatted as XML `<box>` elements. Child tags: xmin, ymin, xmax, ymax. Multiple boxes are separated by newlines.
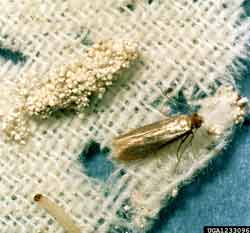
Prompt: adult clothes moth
<box><xmin>112</xmin><ymin>113</ymin><xmax>203</xmax><ymax>161</ymax></box>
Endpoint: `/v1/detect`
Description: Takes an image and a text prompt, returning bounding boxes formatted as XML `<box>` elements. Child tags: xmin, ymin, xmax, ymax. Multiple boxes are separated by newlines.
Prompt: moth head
<box><xmin>191</xmin><ymin>113</ymin><xmax>203</xmax><ymax>129</ymax></box>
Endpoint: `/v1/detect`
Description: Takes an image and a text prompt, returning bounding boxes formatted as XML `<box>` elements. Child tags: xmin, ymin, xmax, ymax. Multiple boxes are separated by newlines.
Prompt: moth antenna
<box><xmin>34</xmin><ymin>194</ymin><xmax>81</xmax><ymax>233</ymax></box>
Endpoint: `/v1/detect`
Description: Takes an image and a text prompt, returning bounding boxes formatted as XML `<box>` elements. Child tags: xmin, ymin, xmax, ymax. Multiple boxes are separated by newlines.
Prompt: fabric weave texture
<box><xmin>0</xmin><ymin>1</ymin><xmax>250</xmax><ymax>233</ymax></box>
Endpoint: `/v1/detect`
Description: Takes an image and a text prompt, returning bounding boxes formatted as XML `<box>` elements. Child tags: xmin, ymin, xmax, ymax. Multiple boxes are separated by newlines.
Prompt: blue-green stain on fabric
<box><xmin>79</xmin><ymin>140</ymin><xmax>114</xmax><ymax>182</ymax></box>
<box><xmin>108</xmin><ymin>224</ymin><xmax>134</xmax><ymax>233</ymax></box>
<box><xmin>116</xmin><ymin>198</ymin><xmax>135</xmax><ymax>222</ymax></box>
<box><xmin>119</xmin><ymin>3</ymin><xmax>136</xmax><ymax>12</ymax></box>
<box><xmin>243</xmin><ymin>0</ymin><xmax>250</xmax><ymax>15</ymax></box>
<box><xmin>81</xmin><ymin>30</ymin><xmax>93</xmax><ymax>46</ymax></box>
<box><xmin>167</xmin><ymin>89</ymin><xmax>202</xmax><ymax>117</ymax></box>
<box><xmin>119</xmin><ymin>0</ymin><xmax>155</xmax><ymax>12</ymax></box>
<box><xmin>168</xmin><ymin>90</ymin><xmax>194</xmax><ymax>115</ymax></box>
<box><xmin>0</xmin><ymin>47</ymin><xmax>27</xmax><ymax>64</ymax></box>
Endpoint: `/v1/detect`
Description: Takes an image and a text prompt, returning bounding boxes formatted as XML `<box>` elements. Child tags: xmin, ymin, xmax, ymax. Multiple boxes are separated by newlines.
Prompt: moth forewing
<box><xmin>112</xmin><ymin>114</ymin><xmax>201</xmax><ymax>161</ymax></box>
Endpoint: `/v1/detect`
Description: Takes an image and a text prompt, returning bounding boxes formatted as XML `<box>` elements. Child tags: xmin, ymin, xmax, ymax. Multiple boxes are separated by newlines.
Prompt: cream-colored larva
<box><xmin>34</xmin><ymin>194</ymin><xmax>81</xmax><ymax>233</ymax></box>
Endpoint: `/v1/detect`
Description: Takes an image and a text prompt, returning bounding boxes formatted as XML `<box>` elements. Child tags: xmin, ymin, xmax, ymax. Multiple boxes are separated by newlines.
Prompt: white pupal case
<box><xmin>0</xmin><ymin>1</ymin><xmax>250</xmax><ymax>233</ymax></box>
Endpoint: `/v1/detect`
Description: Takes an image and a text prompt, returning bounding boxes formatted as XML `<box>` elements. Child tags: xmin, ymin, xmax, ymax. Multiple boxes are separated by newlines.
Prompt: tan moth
<box><xmin>112</xmin><ymin>113</ymin><xmax>203</xmax><ymax>161</ymax></box>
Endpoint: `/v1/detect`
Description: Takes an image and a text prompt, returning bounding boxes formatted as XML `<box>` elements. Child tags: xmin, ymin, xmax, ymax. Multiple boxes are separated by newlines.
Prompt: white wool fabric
<box><xmin>0</xmin><ymin>1</ymin><xmax>249</xmax><ymax>232</ymax></box>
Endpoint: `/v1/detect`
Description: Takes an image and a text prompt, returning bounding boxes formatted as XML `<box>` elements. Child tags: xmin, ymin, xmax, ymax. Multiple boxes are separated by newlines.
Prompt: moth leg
<box><xmin>188</xmin><ymin>130</ymin><xmax>195</xmax><ymax>149</ymax></box>
<box><xmin>174</xmin><ymin>133</ymin><xmax>192</xmax><ymax>171</ymax></box>
<box><xmin>188</xmin><ymin>129</ymin><xmax>196</xmax><ymax>155</ymax></box>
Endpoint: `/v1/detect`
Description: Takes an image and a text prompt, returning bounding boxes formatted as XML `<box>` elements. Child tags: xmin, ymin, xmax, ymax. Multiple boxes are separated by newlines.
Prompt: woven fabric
<box><xmin>0</xmin><ymin>1</ymin><xmax>249</xmax><ymax>232</ymax></box>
